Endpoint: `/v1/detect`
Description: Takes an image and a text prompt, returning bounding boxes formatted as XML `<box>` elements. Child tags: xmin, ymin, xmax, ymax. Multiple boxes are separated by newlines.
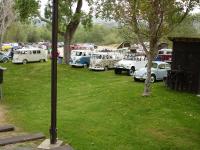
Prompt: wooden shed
<box><xmin>166</xmin><ymin>37</ymin><xmax>200</xmax><ymax>94</ymax></box>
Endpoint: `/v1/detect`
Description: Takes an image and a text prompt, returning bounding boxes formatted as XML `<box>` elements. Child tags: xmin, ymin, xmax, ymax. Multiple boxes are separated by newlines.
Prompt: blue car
<box><xmin>133</xmin><ymin>61</ymin><xmax>171</xmax><ymax>83</ymax></box>
<box><xmin>0</xmin><ymin>52</ymin><xmax>9</xmax><ymax>63</ymax></box>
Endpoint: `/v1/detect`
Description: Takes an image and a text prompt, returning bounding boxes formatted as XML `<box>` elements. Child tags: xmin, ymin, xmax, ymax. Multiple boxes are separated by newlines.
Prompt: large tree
<box><xmin>96</xmin><ymin>0</ymin><xmax>199</xmax><ymax>96</ymax></box>
<box><xmin>0</xmin><ymin>0</ymin><xmax>16</xmax><ymax>49</ymax></box>
<box><xmin>15</xmin><ymin>0</ymin><xmax>93</xmax><ymax>63</ymax></box>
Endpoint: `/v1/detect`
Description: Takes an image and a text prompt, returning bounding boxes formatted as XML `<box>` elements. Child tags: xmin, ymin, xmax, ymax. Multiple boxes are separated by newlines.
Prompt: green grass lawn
<box><xmin>1</xmin><ymin>61</ymin><xmax>200</xmax><ymax>150</ymax></box>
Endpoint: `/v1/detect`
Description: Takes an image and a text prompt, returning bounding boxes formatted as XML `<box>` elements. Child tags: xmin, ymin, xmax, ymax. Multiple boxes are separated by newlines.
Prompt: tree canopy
<box><xmin>96</xmin><ymin>0</ymin><xmax>200</xmax><ymax>96</ymax></box>
<box><xmin>15</xmin><ymin>0</ymin><xmax>94</xmax><ymax>63</ymax></box>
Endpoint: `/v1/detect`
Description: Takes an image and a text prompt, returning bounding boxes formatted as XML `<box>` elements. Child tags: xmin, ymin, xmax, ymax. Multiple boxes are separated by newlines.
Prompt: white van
<box><xmin>12</xmin><ymin>48</ymin><xmax>48</xmax><ymax>64</ymax></box>
<box><xmin>69</xmin><ymin>50</ymin><xmax>92</xmax><ymax>67</ymax></box>
<box><xmin>89</xmin><ymin>52</ymin><xmax>123</xmax><ymax>71</ymax></box>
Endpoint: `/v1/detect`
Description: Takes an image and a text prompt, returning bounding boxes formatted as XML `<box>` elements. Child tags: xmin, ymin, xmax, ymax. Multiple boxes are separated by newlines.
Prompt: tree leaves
<box><xmin>15</xmin><ymin>0</ymin><xmax>39</xmax><ymax>21</ymax></box>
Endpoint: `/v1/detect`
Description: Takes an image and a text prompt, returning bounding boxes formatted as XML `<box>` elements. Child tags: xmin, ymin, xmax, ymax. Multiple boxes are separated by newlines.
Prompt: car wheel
<box><xmin>2</xmin><ymin>58</ymin><xmax>8</xmax><ymax>63</ymax></box>
<box><xmin>40</xmin><ymin>59</ymin><xmax>45</xmax><ymax>63</ymax></box>
<box><xmin>134</xmin><ymin>77</ymin><xmax>140</xmax><ymax>82</ymax></box>
<box><xmin>128</xmin><ymin>66</ymin><xmax>135</xmax><ymax>76</ymax></box>
<box><xmin>115</xmin><ymin>68</ymin><xmax>122</xmax><ymax>74</ymax></box>
<box><xmin>22</xmin><ymin>59</ymin><xmax>28</xmax><ymax>64</ymax></box>
<box><xmin>84</xmin><ymin>63</ymin><xmax>88</xmax><ymax>68</ymax></box>
<box><xmin>150</xmin><ymin>74</ymin><xmax>156</xmax><ymax>83</ymax></box>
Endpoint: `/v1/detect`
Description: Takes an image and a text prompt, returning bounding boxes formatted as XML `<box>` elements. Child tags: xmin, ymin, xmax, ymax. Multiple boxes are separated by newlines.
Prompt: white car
<box><xmin>133</xmin><ymin>61</ymin><xmax>171</xmax><ymax>82</ymax></box>
<box><xmin>114</xmin><ymin>56</ymin><xmax>147</xmax><ymax>75</ymax></box>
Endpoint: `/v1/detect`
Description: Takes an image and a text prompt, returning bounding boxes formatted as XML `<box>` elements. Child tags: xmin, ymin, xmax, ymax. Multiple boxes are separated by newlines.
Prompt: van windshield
<box><xmin>76</xmin><ymin>52</ymin><xmax>82</xmax><ymax>56</ymax></box>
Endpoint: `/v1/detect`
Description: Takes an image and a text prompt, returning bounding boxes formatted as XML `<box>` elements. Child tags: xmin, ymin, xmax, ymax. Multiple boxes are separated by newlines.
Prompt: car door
<box><xmin>31</xmin><ymin>50</ymin><xmax>38</xmax><ymax>61</ymax></box>
<box><xmin>157</xmin><ymin>64</ymin><xmax>167</xmax><ymax>80</ymax></box>
<box><xmin>0</xmin><ymin>52</ymin><xmax>4</xmax><ymax>61</ymax></box>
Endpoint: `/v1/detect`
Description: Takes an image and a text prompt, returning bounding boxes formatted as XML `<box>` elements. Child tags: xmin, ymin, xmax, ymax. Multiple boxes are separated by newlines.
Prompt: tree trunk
<box><xmin>0</xmin><ymin>34</ymin><xmax>3</xmax><ymax>51</ymax></box>
<box><xmin>143</xmin><ymin>54</ymin><xmax>153</xmax><ymax>96</ymax></box>
<box><xmin>64</xmin><ymin>33</ymin><xmax>71</xmax><ymax>64</ymax></box>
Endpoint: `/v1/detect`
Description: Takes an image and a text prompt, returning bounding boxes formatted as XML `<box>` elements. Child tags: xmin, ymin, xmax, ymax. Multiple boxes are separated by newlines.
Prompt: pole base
<box><xmin>38</xmin><ymin>139</ymin><xmax>63</xmax><ymax>149</ymax></box>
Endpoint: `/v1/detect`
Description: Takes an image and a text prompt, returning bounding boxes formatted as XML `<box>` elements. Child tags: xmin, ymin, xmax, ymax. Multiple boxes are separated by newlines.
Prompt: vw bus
<box><xmin>89</xmin><ymin>52</ymin><xmax>123</xmax><ymax>71</ymax></box>
<box><xmin>69</xmin><ymin>50</ymin><xmax>92</xmax><ymax>67</ymax></box>
<box><xmin>156</xmin><ymin>48</ymin><xmax>172</xmax><ymax>63</ymax></box>
<box><xmin>12</xmin><ymin>48</ymin><xmax>48</xmax><ymax>64</ymax></box>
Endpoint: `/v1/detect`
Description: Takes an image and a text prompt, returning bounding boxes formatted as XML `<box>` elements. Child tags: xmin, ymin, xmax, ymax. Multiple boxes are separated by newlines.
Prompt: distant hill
<box><xmin>93</xmin><ymin>17</ymin><xmax>118</xmax><ymax>27</ymax></box>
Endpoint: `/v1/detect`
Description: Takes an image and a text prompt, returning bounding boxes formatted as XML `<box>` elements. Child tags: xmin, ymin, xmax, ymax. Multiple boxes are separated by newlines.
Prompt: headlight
<box><xmin>76</xmin><ymin>59</ymin><xmax>80</xmax><ymax>63</ymax></box>
<box><xmin>143</xmin><ymin>72</ymin><xmax>147</xmax><ymax>77</ymax></box>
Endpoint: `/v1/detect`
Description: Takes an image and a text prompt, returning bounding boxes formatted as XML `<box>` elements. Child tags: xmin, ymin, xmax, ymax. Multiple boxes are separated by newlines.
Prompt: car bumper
<box><xmin>12</xmin><ymin>60</ymin><xmax>22</xmax><ymax>63</ymax></box>
<box><xmin>89</xmin><ymin>66</ymin><xmax>105</xmax><ymax>71</ymax></box>
<box><xmin>134</xmin><ymin>75</ymin><xmax>146</xmax><ymax>80</ymax></box>
<box><xmin>69</xmin><ymin>62</ymin><xmax>85</xmax><ymax>67</ymax></box>
<box><xmin>115</xmin><ymin>67</ymin><xmax>129</xmax><ymax>71</ymax></box>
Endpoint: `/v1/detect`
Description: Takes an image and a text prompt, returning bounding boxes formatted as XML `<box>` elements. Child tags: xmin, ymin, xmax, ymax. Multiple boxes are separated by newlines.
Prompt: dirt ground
<box><xmin>0</xmin><ymin>105</ymin><xmax>40</xmax><ymax>150</ymax></box>
<box><xmin>0</xmin><ymin>105</ymin><xmax>7</xmax><ymax>124</ymax></box>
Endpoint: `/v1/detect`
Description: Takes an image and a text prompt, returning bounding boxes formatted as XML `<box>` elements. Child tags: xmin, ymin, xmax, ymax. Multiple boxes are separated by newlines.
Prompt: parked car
<box><xmin>0</xmin><ymin>52</ymin><xmax>9</xmax><ymax>63</ymax></box>
<box><xmin>12</xmin><ymin>48</ymin><xmax>48</xmax><ymax>64</ymax></box>
<box><xmin>133</xmin><ymin>61</ymin><xmax>171</xmax><ymax>83</ymax></box>
<box><xmin>114</xmin><ymin>55</ymin><xmax>147</xmax><ymax>75</ymax></box>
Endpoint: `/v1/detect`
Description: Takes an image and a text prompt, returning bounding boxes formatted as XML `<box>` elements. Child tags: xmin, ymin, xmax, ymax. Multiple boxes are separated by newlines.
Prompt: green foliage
<box><xmin>26</xmin><ymin>26</ymin><xmax>41</xmax><ymax>43</ymax></box>
<box><xmin>15</xmin><ymin>0</ymin><xmax>40</xmax><ymax>21</ymax></box>
<box><xmin>1</xmin><ymin>62</ymin><xmax>200</xmax><ymax>150</ymax></box>
<box><xmin>73</xmin><ymin>24</ymin><xmax>123</xmax><ymax>44</ymax></box>
<box><xmin>95</xmin><ymin>0</ymin><xmax>200</xmax><ymax>95</ymax></box>
<box><xmin>44</xmin><ymin>0</ymin><xmax>93</xmax><ymax>35</ymax></box>
<box><xmin>169</xmin><ymin>14</ymin><xmax>200</xmax><ymax>37</ymax></box>
<box><xmin>118</xmin><ymin>26</ymin><xmax>138</xmax><ymax>43</ymax></box>
<box><xmin>96</xmin><ymin>0</ymin><xmax>199</xmax><ymax>40</ymax></box>
<box><xmin>4</xmin><ymin>22</ymin><xmax>28</xmax><ymax>42</ymax></box>
<box><xmin>4</xmin><ymin>22</ymin><xmax>51</xmax><ymax>43</ymax></box>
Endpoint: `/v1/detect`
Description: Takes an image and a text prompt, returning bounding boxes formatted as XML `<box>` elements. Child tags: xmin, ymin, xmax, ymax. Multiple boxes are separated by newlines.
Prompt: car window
<box><xmin>158</xmin><ymin>64</ymin><xmax>165</xmax><ymax>69</ymax></box>
<box><xmin>145</xmin><ymin>63</ymin><xmax>158</xmax><ymax>68</ymax></box>
<box><xmin>152</xmin><ymin>63</ymin><xmax>158</xmax><ymax>68</ymax></box>
<box><xmin>76</xmin><ymin>52</ymin><xmax>82</xmax><ymax>56</ymax></box>
<box><xmin>21</xmin><ymin>51</ymin><xmax>28</xmax><ymax>54</ymax></box>
<box><xmin>166</xmin><ymin>51</ymin><xmax>172</xmax><ymax>55</ymax></box>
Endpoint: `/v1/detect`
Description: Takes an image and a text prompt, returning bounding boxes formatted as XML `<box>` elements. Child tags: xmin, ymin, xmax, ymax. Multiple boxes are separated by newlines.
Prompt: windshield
<box><xmin>76</xmin><ymin>52</ymin><xmax>82</xmax><ymax>56</ymax></box>
<box><xmin>145</xmin><ymin>62</ymin><xmax>158</xmax><ymax>68</ymax></box>
<box><xmin>123</xmin><ymin>56</ymin><xmax>134</xmax><ymax>60</ymax></box>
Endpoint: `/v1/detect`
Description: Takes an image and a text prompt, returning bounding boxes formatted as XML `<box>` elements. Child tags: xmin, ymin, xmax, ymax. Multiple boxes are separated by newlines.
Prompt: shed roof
<box><xmin>168</xmin><ymin>37</ymin><xmax>200</xmax><ymax>42</ymax></box>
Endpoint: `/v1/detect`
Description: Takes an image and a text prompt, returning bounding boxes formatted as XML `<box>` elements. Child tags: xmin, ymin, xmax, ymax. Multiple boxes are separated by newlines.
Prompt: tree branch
<box><xmin>37</xmin><ymin>12</ymin><xmax>65</xmax><ymax>36</ymax></box>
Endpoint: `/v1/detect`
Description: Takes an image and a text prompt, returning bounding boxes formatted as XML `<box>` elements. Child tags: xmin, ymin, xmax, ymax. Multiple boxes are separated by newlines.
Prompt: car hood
<box><xmin>134</xmin><ymin>67</ymin><xmax>156</xmax><ymax>76</ymax></box>
<box><xmin>116</xmin><ymin>59</ymin><xmax>135</xmax><ymax>66</ymax></box>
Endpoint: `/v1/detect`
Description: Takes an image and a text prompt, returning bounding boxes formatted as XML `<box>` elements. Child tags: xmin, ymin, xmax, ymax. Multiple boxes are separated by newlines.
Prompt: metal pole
<box><xmin>50</xmin><ymin>0</ymin><xmax>58</xmax><ymax>144</ymax></box>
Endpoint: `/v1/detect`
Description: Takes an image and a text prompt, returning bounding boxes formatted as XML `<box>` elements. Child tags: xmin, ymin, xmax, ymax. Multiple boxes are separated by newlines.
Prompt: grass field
<box><xmin>1</xmin><ymin>61</ymin><xmax>200</xmax><ymax>150</ymax></box>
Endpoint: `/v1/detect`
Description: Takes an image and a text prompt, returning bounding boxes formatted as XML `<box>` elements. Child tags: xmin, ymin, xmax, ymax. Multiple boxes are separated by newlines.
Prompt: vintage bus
<box><xmin>156</xmin><ymin>48</ymin><xmax>172</xmax><ymax>63</ymax></box>
<box><xmin>89</xmin><ymin>52</ymin><xmax>123</xmax><ymax>71</ymax></box>
<box><xmin>12</xmin><ymin>48</ymin><xmax>48</xmax><ymax>64</ymax></box>
<box><xmin>69</xmin><ymin>50</ymin><xmax>92</xmax><ymax>67</ymax></box>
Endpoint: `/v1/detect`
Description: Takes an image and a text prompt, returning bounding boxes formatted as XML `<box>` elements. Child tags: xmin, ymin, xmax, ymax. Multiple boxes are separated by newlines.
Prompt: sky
<box><xmin>40</xmin><ymin>0</ymin><xmax>48</xmax><ymax>16</ymax></box>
